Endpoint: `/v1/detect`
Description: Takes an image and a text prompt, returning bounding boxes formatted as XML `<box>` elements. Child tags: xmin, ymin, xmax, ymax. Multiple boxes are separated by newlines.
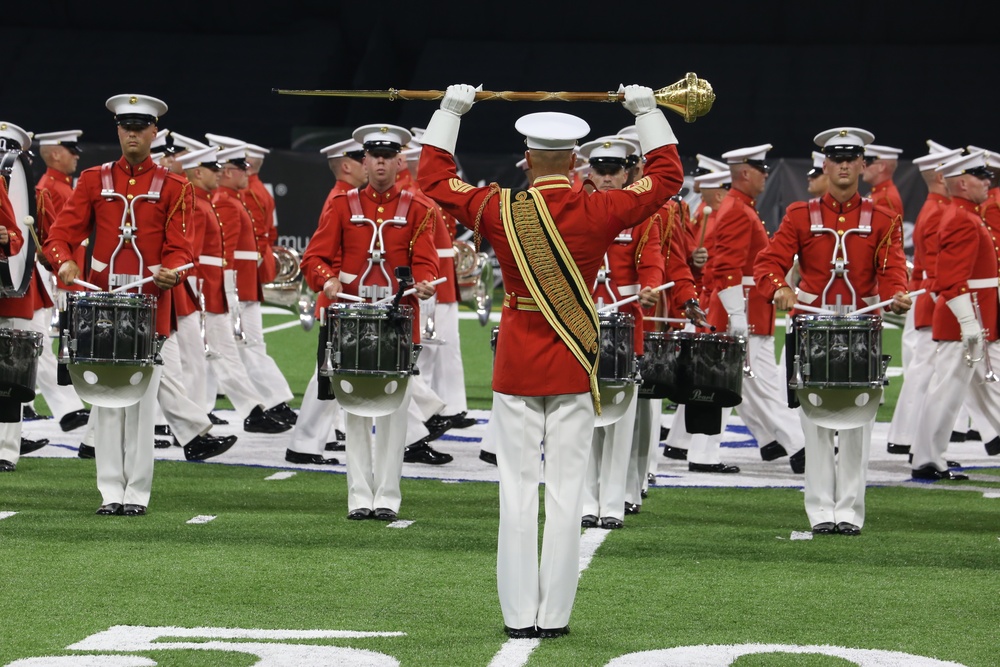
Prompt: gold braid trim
<box><xmin>474</xmin><ymin>182</ymin><xmax>501</xmax><ymax>253</ymax></box>
<box><xmin>164</xmin><ymin>181</ymin><xmax>192</xmax><ymax>235</ymax></box>
<box><xmin>634</xmin><ymin>218</ymin><xmax>654</xmax><ymax>265</ymax></box>
<box><xmin>660</xmin><ymin>212</ymin><xmax>676</xmax><ymax>264</ymax></box>
<box><xmin>36</xmin><ymin>190</ymin><xmax>50</xmax><ymax>238</ymax></box>
<box><xmin>409</xmin><ymin>206</ymin><xmax>435</xmax><ymax>258</ymax></box>
<box><xmin>502</xmin><ymin>188</ymin><xmax>601</xmax><ymax>413</ymax></box>
<box><xmin>874</xmin><ymin>213</ymin><xmax>900</xmax><ymax>273</ymax></box>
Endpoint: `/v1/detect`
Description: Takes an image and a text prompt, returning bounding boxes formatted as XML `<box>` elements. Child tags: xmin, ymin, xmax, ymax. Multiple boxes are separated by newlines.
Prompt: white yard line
<box><xmin>264</xmin><ymin>471</ymin><xmax>297</xmax><ymax>481</ymax></box>
<box><xmin>0</xmin><ymin>511</ymin><xmax>17</xmax><ymax>520</ymax></box>
<box><xmin>186</xmin><ymin>515</ymin><xmax>217</xmax><ymax>525</ymax></box>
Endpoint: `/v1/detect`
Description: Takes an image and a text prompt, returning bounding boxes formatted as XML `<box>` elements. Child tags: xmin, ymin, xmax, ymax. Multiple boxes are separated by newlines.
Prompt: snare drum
<box><xmin>638</xmin><ymin>331</ymin><xmax>674</xmax><ymax>399</ymax></box>
<box><xmin>0</xmin><ymin>329</ymin><xmax>44</xmax><ymax>422</ymax></box>
<box><xmin>792</xmin><ymin>314</ymin><xmax>884</xmax><ymax>388</ymax></box>
<box><xmin>648</xmin><ymin>331</ymin><xmax>743</xmax><ymax>407</ymax></box>
<box><xmin>66</xmin><ymin>292</ymin><xmax>158</xmax><ymax>365</ymax></box>
<box><xmin>323</xmin><ymin>302</ymin><xmax>416</xmax><ymax>376</ymax></box>
<box><xmin>598</xmin><ymin>312</ymin><xmax>636</xmax><ymax>386</ymax></box>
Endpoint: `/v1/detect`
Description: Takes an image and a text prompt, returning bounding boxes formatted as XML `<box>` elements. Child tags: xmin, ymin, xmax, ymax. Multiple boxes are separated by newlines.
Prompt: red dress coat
<box><xmin>43</xmin><ymin>156</ymin><xmax>194</xmax><ymax>337</ymax></box>
<box><xmin>931</xmin><ymin>197</ymin><xmax>1000</xmax><ymax>342</ymax></box>
<box><xmin>592</xmin><ymin>219</ymin><xmax>664</xmax><ymax>353</ymax></box>
<box><xmin>754</xmin><ymin>192</ymin><xmax>908</xmax><ymax>317</ymax></box>
<box><xmin>300</xmin><ymin>182</ymin><xmax>440</xmax><ymax>343</ymax></box>
<box><xmin>869</xmin><ymin>179</ymin><xmax>904</xmax><ymax>220</ymax></box>
<box><xmin>706</xmin><ymin>189</ymin><xmax>775</xmax><ymax>335</ymax></box>
<box><xmin>213</xmin><ymin>185</ymin><xmax>260</xmax><ymax>303</ymax></box>
<box><xmin>310</xmin><ymin>180</ymin><xmax>354</xmax><ymax>319</ymax></box>
<box><xmin>35</xmin><ymin>167</ymin><xmax>83</xmax><ymax>297</ymax></box>
<box><xmin>912</xmin><ymin>193</ymin><xmax>950</xmax><ymax>329</ymax></box>
<box><xmin>417</xmin><ymin>143</ymin><xmax>683</xmax><ymax>397</ymax></box>
<box><xmin>242</xmin><ymin>174</ymin><xmax>277</xmax><ymax>285</ymax></box>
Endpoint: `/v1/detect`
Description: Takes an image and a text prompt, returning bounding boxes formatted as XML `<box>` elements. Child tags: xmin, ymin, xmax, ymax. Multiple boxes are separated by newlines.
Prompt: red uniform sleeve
<box><xmin>408</xmin><ymin>202</ymin><xmax>440</xmax><ymax>285</ymax></box>
<box><xmin>300</xmin><ymin>196</ymin><xmax>344</xmax><ymax>293</ymax></box>
<box><xmin>753</xmin><ymin>205</ymin><xmax>803</xmax><ymax>301</ymax></box>
<box><xmin>932</xmin><ymin>213</ymin><xmax>978</xmax><ymax>302</ymax></box>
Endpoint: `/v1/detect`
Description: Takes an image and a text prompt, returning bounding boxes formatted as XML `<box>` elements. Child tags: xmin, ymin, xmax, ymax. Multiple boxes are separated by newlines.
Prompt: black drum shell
<box><xmin>0</xmin><ymin>328</ymin><xmax>44</xmax><ymax>403</ymax></box>
<box><xmin>639</xmin><ymin>331</ymin><xmax>743</xmax><ymax>407</ymax></box>
<box><xmin>67</xmin><ymin>292</ymin><xmax>157</xmax><ymax>365</ymax></box>
<box><xmin>794</xmin><ymin>315</ymin><xmax>883</xmax><ymax>388</ymax></box>
<box><xmin>598</xmin><ymin>311</ymin><xmax>635</xmax><ymax>384</ymax></box>
<box><xmin>326</xmin><ymin>303</ymin><xmax>414</xmax><ymax>375</ymax></box>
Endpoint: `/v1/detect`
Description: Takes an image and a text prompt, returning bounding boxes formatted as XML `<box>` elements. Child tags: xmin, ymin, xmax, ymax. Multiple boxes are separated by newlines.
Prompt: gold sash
<box><xmin>500</xmin><ymin>188</ymin><xmax>601</xmax><ymax>413</ymax></box>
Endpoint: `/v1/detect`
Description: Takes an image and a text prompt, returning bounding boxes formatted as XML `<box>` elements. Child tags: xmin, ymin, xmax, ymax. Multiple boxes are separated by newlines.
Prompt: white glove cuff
<box><xmin>635</xmin><ymin>109</ymin><xmax>677</xmax><ymax>153</ymax></box>
<box><xmin>223</xmin><ymin>269</ymin><xmax>237</xmax><ymax>294</ymax></box>
<box><xmin>420</xmin><ymin>109</ymin><xmax>462</xmax><ymax>155</ymax></box>
<box><xmin>947</xmin><ymin>292</ymin><xmax>979</xmax><ymax>336</ymax></box>
<box><xmin>717</xmin><ymin>285</ymin><xmax>746</xmax><ymax>316</ymax></box>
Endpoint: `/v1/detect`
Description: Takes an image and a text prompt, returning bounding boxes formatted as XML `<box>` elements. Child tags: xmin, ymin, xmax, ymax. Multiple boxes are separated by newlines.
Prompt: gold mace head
<box><xmin>654</xmin><ymin>72</ymin><xmax>715</xmax><ymax>123</ymax></box>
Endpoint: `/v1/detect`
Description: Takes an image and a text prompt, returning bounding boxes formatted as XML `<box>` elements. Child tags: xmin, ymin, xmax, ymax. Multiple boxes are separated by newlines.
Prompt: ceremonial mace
<box><xmin>273</xmin><ymin>72</ymin><xmax>715</xmax><ymax>122</ymax></box>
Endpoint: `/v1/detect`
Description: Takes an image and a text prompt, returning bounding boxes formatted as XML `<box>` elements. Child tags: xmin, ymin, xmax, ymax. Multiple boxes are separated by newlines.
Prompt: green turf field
<box><xmin>4</xmin><ymin>310</ymin><xmax>999</xmax><ymax>666</ymax></box>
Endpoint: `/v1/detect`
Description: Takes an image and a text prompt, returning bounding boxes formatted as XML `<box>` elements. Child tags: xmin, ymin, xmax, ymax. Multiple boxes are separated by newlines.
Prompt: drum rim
<box><xmin>68</xmin><ymin>292</ymin><xmax>157</xmax><ymax>304</ymax></box>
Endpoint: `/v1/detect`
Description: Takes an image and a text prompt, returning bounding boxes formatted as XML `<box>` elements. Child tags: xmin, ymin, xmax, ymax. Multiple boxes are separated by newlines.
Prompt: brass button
<box><xmin>126</xmin><ymin>194</ymin><xmax>134</xmax><ymax>200</ymax></box>
<box><xmin>837</xmin><ymin>229</ymin><xmax>844</xmax><ymax>236</ymax></box>
<box><xmin>377</xmin><ymin>206</ymin><xmax>385</xmax><ymax>213</ymax></box>
<box><xmin>128</xmin><ymin>178</ymin><xmax>136</xmax><ymax>185</ymax></box>
<box><xmin>376</xmin><ymin>218</ymin><xmax>383</xmax><ymax>223</ymax></box>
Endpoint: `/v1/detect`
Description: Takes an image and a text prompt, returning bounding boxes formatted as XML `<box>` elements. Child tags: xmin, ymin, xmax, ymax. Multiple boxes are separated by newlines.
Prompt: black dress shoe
<box><xmin>443</xmin><ymin>411</ymin><xmax>477</xmax><ymax>429</ymax></box>
<box><xmin>373</xmin><ymin>508</ymin><xmax>398</xmax><ymax>521</ymax></box>
<box><xmin>836</xmin><ymin>522</ymin><xmax>861</xmax><ymax>536</ymax></box>
<box><xmin>479</xmin><ymin>449</ymin><xmax>497</xmax><ymax>466</ymax></box>
<box><xmin>811</xmin><ymin>522</ymin><xmax>836</xmax><ymax>535</ymax></box>
<box><xmin>759</xmin><ymin>441</ymin><xmax>788</xmax><ymax>461</ymax></box>
<box><xmin>422</xmin><ymin>415</ymin><xmax>453</xmax><ymax>442</ymax></box>
<box><xmin>347</xmin><ymin>508</ymin><xmax>372</xmax><ymax>520</ymax></box>
<box><xmin>600</xmin><ymin>517</ymin><xmax>623</xmax><ymax>529</ymax></box>
<box><xmin>538</xmin><ymin>626</ymin><xmax>569</xmax><ymax>639</ymax></box>
<box><xmin>660</xmin><ymin>425</ymin><xmax>670</xmax><ymax>441</ymax></box>
<box><xmin>886</xmin><ymin>442</ymin><xmax>910</xmax><ymax>455</ymax></box>
<box><xmin>59</xmin><ymin>408</ymin><xmax>91</xmax><ymax>432</ymax></box>
<box><xmin>244</xmin><ymin>406</ymin><xmax>292</xmax><ymax>433</ymax></box>
<box><xmin>284</xmin><ymin>449</ymin><xmax>339</xmax><ymax>465</ymax></box>
<box><xmin>123</xmin><ymin>504</ymin><xmax>147</xmax><ymax>516</ymax></box>
<box><xmin>966</xmin><ymin>429</ymin><xmax>982</xmax><ymax>441</ymax></box>
<box><xmin>949</xmin><ymin>430</ymin><xmax>966</xmax><ymax>443</ymax></box>
<box><xmin>155</xmin><ymin>424</ymin><xmax>172</xmax><ymax>437</ymax></box>
<box><xmin>581</xmin><ymin>514</ymin><xmax>598</xmax><ymax>528</ymax></box>
<box><xmin>688</xmin><ymin>462</ymin><xmax>740</xmax><ymax>474</ymax></box>
<box><xmin>325</xmin><ymin>441</ymin><xmax>346</xmax><ymax>452</ymax></box>
<box><xmin>404</xmin><ymin>440</ymin><xmax>453</xmax><ymax>465</ymax></box>
<box><xmin>0</xmin><ymin>459</ymin><xmax>15</xmax><ymax>472</ymax></box>
<box><xmin>504</xmin><ymin>626</ymin><xmax>538</xmax><ymax>639</ymax></box>
<box><xmin>154</xmin><ymin>439</ymin><xmax>172</xmax><ymax>449</ymax></box>
<box><xmin>647</xmin><ymin>472</ymin><xmax>656</xmax><ymax>486</ymax></box>
<box><xmin>78</xmin><ymin>444</ymin><xmax>95</xmax><ymax>459</ymax></box>
<box><xmin>911</xmin><ymin>465</ymin><xmax>969</xmax><ymax>481</ymax></box>
<box><xmin>986</xmin><ymin>436</ymin><xmax>1000</xmax><ymax>456</ymax></box>
<box><xmin>23</xmin><ymin>405</ymin><xmax>49</xmax><ymax>421</ymax></box>
<box><xmin>20</xmin><ymin>437</ymin><xmax>49</xmax><ymax>455</ymax></box>
<box><xmin>789</xmin><ymin>448</ymin><xmax>805</xmax><ymax>474</ymax></box>
<box><xmin>266</xmin><ymin>402</ymin><xmax>298</xmax><ymax>425</ymax></box>
<box><xmin>207</xmin><ymin>412</ymin><xmax>229</xmax><ymax>425</ymax></box>
<box><xmin>335</xmin><ymin>429</ymin><xmax>346</xmax><ymax>441</ymax></box>
<box><xmin>947</xmin><ymin>460</ymin><xmax>962</xmax><ymax>469</ymax></box>
<box><xmin>185</xmin><ymin>434</ymin><xmax>238</xmax><ymax>461</ymax></box>
<box><xmin>663</xmin><ymin>445</ymin><xmax>688</xmax><ymax>460</ymax></box>
<box><xmin>96</xmin><ymin>503</ymin><xmax>123</xmax><ymax>515</ymax></box>
<box><xmin>624</xmin><ymin>502</ymin><xmax>640</xmax><ymax>515</ymax></box>
<box><xmin>640</xmin><ymin>489</ymin><xmax>648</xmax><ymax>499</ymax></box>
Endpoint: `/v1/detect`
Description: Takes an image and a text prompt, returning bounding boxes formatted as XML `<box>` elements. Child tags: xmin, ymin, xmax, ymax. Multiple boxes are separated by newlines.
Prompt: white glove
<box><xmin>621</xmin><ymin>84</ymin><xmax>656</xmax><ymax>116</ymax></box>
<box><xmin>727</xmin><ymin>312</ymin><xmax>749</xmax><ymax>338</ymax></box>
<box><xmin>440</xmin><ymin>84</ymin><xmax>479</xmax><ymax>116</ymax></box>
<box><xmin>948</xmin><ymin>292</ymin><xmax>983</xmax><ymax>360</ymax></box>
<box><xmin>224</xmin><ymin>269</ymin><xmax>240</xmax><ymax>313</ymax></box>
<box><xmin>717</xmin><ymin>285</ymin><xmax>748</xmax><ymax>338</ymax></box>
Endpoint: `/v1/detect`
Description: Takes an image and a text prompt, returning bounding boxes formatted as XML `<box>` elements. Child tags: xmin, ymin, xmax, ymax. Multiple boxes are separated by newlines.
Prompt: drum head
<box><xmin>594</xmin><ymin>382</ymin><xmax>635</xmax><ymax>428</ymax></box>
<box><xmin>332</xmin><ymin>373</ymin><xmax>410</xmax><ymax>418</ymax></box>
<box><xmin>68</xmin><ymin>364</ymin><xmax>154</xmax><ymax>408</ymax></box>
<box><xmin>796</xmin><ymin>387</ymin><xmax>882</xmax><ymax>429</ymax></box>
<box><xmin>0</xmin><ymin>150</ymin><xmax>37</xmax><ymax>298</ymax></box>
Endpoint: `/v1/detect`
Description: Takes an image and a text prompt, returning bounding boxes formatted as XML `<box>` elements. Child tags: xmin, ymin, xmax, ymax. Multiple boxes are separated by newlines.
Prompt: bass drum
<box><xmin>0</xmin><ymin>147</ymin><xmax>37</xmax><ymax>298</ymax></box>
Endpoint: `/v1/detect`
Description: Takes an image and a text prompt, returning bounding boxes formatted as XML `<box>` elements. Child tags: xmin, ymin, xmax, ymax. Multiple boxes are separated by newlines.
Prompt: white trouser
<box><xmin>205</xmin><ymin>312</ymin><xmax>267</xmax><ymax>418</ymax></box>
<box><xmin>900</xmin><ymin>302</ymin><xmax>918</xmax><ymax>371</ymax></box>
<box><xmin>887</xmin><ymin>328</ymin><xmax>935</xmax><ymax>446</ymax></box>
<box><xmin>801</xmin><ymin>413</ymin><xmax>871</xmax><ymax>528</ymax></box>
<box><xmin>175</xmin><ymin>313</ymin><xmax>208</xmax><ymax>411</ymax></box>
<box><xmin>27</xmin><ymin>307</ymin><xmax>85</xmax><ymax>420</ymax></box>
<box><xmin>480</xmin><ymin>414</ymin><xmax>496</xmax><ymax>455</ymax></box>
<box><xmin>736</xmin><ymin>335</ymin><xmax>803</xmax><ymax>450</ymax></box>
<box><xmin>494</xmin><ymin>391</ymin><xmax>593</xmax><ymax>630</ymax></box>
<box><xmin>344</xmin><ymin>382</ymin><xmax>413</xmax><ymax>513</ymax></box>
<box><xmin>642</xmin><ymin>398</ymin><xmax>661</xmax><ymax>485</ymax></box>
<box><xmin>583</xmin><ymin>388</ymin><xmax>638</xmax><ymax>519</ymax></box>
<box><xmin>418</xmin><ymin>300</ymin><xmax>468</xmax><ymax>414</ymax></box>
<box><xmin>686</xmin><ymin>411</ymin><xmax>727</xmax><ymax>465</ymax></box>
<box><xmin>236</xmin><ymin>301</ymin><xmax>293</xmax><ymax>409</ymax></box>
<box><xmin>911</xmin><ymin>341</ymin><xmax>1000</xmax><ymax>471</ymax></box>
<box><xmin>94</xmin><ymin>365</ymin><xmax>162</xmax><ymax>507</ymax></box>
<box><xmin>405</xmin><ymin>373</ymin><xmax>447</xmax><ymax>444</ymax></box>
<box><xmin>0</xmin><ymin>421</ymin><xmax>24</xmax><ymax>464</ymax></box>
<box><xmin>157</xmin><ymin>334</ymin><xmax>212</xmax><ymax>446</ymax></box>
<box><xmin>289</xmin><ymin>368</ymin><xmax>343</xmax><ymax>456</ymax></box>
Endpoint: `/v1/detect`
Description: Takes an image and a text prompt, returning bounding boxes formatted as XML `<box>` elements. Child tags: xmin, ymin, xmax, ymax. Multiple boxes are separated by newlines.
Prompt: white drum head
<box><xmin>68</xmin><ymin>364</ymin><xmax>153</xmax><ymax>408</ymax></box>
<box><xmin>333</xmin><ymin>373</ymin><xmax>410</xmax><ymax>418</ymax></box>
<box><xmin>796</xmin><ymin>386</ymin><xmax>882</xmax><ymax>429</ymax></box>
<box><xmin>0</xmin><ymin>151</ymin><xmax>34</xmax><ymax>296</ymax></box>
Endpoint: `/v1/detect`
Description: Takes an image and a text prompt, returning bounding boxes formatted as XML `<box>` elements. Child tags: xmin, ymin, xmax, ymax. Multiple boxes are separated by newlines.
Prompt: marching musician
<box><xmin>0</xmin><ymin>122</ymin><xmax>37</xmax><ymax>472</ymax></box>
<box><xmin>909</xmin><ymin>150</ymin><xmax>1000</xmax><ymax>480</ymax></box>
<box><xmin>862</xmin><ymin>143</ymin><xmax>905</xmax><ymax>218</ymax></box>
<box><xmin>284</xmin><ymin>138</ymin><xmax>368</xmax><ymax>465</ymax></box>
<box><xmin>806</xmin><ymin>151</ymin><xmax>829</xmax><ymax>198</ymax></box>
<box><xmin>754</xmin><ymin>127</ymin><xmax>911</xmax><ymax>536</ymax></box>
<box><xmin>42</xmin><ymin>94</ymin><xmax>198</xmax><ymax>515</ymax></box>
<box><xmin>300</xmin><ymin>123</ymin><xmax>439</xmax><ymax>522</ymax></box>
<box><xmin>416</xmin><ymin>83</ymin><xmax>683</xmax><ymax>639</ymax></box>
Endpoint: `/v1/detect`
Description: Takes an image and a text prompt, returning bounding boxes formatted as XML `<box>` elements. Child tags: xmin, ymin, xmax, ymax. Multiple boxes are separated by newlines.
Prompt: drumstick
<box><xmin>697</xmin><ymin>206</ymin><xmax>712</xmax><ymax>248</ymax></box>
<box><xmin>844</xmin><ymin>289</ymin><xmax>926</xmax><ymax>317</ymax></box>
<box><xmin>794</xmin><ymin>303</ymin><xmax>838</xmax><ymax>315</ymax></box>
<box><xmin>645</xmin><ymin>317</ymin><xmax>690</xmax><ymax>323</ymax></box>
<box><xmin>336</xmin><ymin>292</ymin><xmax>365</xmax><ymax>302</ymax></box>
<box><xmin>110</xmin><ymin>263</ymin><xmax>196</xmax><ymax>293</ymax></box>
<box><xmin>598</xmin><ymin>281</ymin><xmax>675</xmax><ymax>313</ymax></box>
<box><xmin>72</xmin><ymin>279</ymin><xmax>102</xmax><ymax>291</ymax></box>
<box><xmin>374</xmin><ymin>276</ymin><xmax>448</xmax><ymax>305</ymax></box>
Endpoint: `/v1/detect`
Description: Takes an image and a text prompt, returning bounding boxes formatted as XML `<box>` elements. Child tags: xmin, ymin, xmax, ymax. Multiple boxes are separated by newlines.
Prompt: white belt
<box><xmin>437</xmin><ymin>248</ymin><xmax>455</xmax><ymax>258</ymax></box>
<box><xmin>922</xmin><ymin>270</ymin><xmax>929</xmax><ymax>280</ymax></box>
<box><xmin>234</xmin><ymin>250</ymin><xmax>259</xmax><ymax>261</ymax></box>
<box><xmin>199</xmin><ymin>255</ymin><xmax>224</xmax><ymax>267</ymax></box>
<box><xmin>741</xmin><ymin>276</ymin><xmax>755</xmax><ymax>287</ymax></box>
<box><xmin>617</xmin><ymin>283</ymin><xmax>641</xmax><ymax>296</ymax></box>
<box><xmin>967</xmin><ymin>278</ymin><xmax>999</xmax><ymax>289</ymax></box>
